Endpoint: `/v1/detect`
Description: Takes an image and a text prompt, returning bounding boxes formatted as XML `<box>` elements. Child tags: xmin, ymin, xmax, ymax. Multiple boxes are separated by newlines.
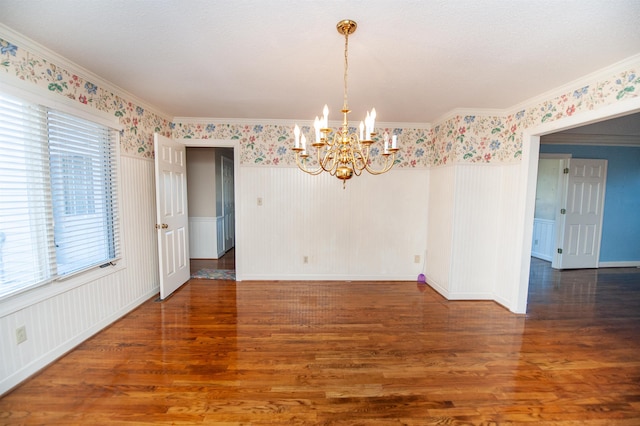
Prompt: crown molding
<box><xmin>433</xmin><ymin>107</ymin><xmax>507</xmax><ymax>125</ymax></box>
<box><xmin>507</xmin><ymin>53</ymin><xmax>640</xmax><ymax>116</ymax></box>
<box><xmin>541</xmin><ymin>132</ymin><xmax>640</xmax><ymax>146</ymax></box>
<box><xmin>432</xmin><ymin>53</ymin><xmax>640</xmax><ymax>127</ymax></box>
<box><xmin>173</xmin><ymin>116</ymin><xmax>432</xmax><ymax>130</ymax></box>
<box><xmin>0</xmin><ymin>23</ymin><xmax>173</xmax><ymax>122</ymax></box>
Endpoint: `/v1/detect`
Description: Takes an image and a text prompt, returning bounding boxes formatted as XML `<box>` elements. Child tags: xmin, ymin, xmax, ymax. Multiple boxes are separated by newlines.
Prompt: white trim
<box><xmin>240</xmin><ymin>274</ymin><xmax>420</xmax><ymax>281</ymax></box>
<box><xmin>516</xmin><ymin>96</ymin><xmax>640</xmax><ymax>314</ymax></box>
<box><xmin>541</xmin><ymin>133</ymin><xmax>640</xmax><ymax>146</ymax></box>
<box><xmin>0</xmin><ymin>93</ymin><xmax>126</xmax><ymax>312</ymax></box>
<box><xmin>432</xmin><ymin>53</ymin><xmax>640</xmax><ymax>128</ymax></box>
<box><xmin>539</xmin><ymin>153</ymin><xmax>572</xmax><ymax>159</ymax></box>
<box><xmin>433</xmin><ymin>107</ymin><xmax>506</xmax><ymax>125</ymax></box>
<box><xmin>178</xmin><ymin>138</ymin><xmax>242</xmax><ymax>280</ymax></box>
<box><xmin>599</xmin><ymin>261</ymin><xmax>640</xmax><ymax>268</ymax></box>
<box><xmin>447</xmin><ymin>292</ymin><xmax>494</xmax><ymax>300</ymax></box>
<box><xmin>423</xmin><ymin>274</ymin><xmax>449</xmax><ymax>299</ymax></box>
<box><xmin>508</xmin><ymin>53</ymin><xmax>640</xmax><ymax>118</ymax></box>
<box><xmin>0</xmin><ymin>262</ymin><xmax>126</xmax><ymax>317</ymax></box>
<box><xmin>180</xmin><ymin>138</ymin><xmax>236</xmax><ymax>148</ymax></box>
<box><xmin>0</xmin><ymin>79</ymin><xmax>121</xmax><ymax>130</ymax></box>
<box><xmin>531</xmin><ymin>97</ymin><xmax>640</xmax><ymax>136</ymax></box>
<box><xmin>531</xmin><ymin>218</ymin><xmax>555</xmax><ymax>262</ymax></box>
<box><xmin>174</xmin><ymin>116</ymin><xmax>432</xmax><ymax>130</ymax></box>
<box><xmin>0</xmin><ymin>286</ymin><xmax>157</xmax><ymax>396</ymax></box>
<box><xmin>120</xmin><ymin>152</ymin><xmax>154</xmax><ymax>162</ymax></box>
<box><xmin>0</xmin><ymin>23</ymin><xmax>172</xmax><ymax>123</ymax></box>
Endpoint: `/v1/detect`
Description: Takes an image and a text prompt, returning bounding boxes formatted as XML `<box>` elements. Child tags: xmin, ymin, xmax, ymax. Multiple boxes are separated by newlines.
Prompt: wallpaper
<box><xmin>171</xmin><ymin>122</ymin><xmax>432</xmax><ymax>169</ymax></box>
<box><xmin>0</xmin><ymin>36</ymin><xmax>172</xmax><ymax>159</ymax></box>
<box><xmin>1</xmin><ymin>33</ymin><xmax>638</xmax><ymax>167</ymax></box>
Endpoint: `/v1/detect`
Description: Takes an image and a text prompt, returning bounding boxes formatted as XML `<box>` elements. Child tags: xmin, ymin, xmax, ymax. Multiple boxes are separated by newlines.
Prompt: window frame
<box><xmin>0</xmin><ymin>81</ymin><xmax>126</xmax><ymax>315</ymax></box>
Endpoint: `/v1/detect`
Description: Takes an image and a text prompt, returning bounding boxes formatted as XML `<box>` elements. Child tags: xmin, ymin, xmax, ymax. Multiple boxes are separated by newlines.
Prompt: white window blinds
<box><xmin>0</xmin><ymin>92</ymin><xmax>120</xmax><ymax>299</ymax></box>
<box><xmin>48</xmin><ymin>110</ymin><xmax>120</xmax><ymax>276</ymax></box>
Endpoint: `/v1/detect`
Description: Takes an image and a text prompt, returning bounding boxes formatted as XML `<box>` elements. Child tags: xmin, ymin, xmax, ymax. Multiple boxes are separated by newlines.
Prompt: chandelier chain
<box><xmin>343</xmin><ymin>30</ymin><xmax>349</xmax><ymax>112</ymax></box>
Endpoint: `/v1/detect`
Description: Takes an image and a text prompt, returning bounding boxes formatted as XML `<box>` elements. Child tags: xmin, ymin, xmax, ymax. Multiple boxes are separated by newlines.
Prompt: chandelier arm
<box><xmin>352</xmin><ymin>142</ymin><xmax>371</xmax><ymax>172</ymax></box>
<box><xmin>350</xmin><ymin>150</ymin><xmax>366</xmax><ymax>174</ymax></box>
<box><xmin>295</xmin><ymin>152</ymin><xmax>325</xmax><ymax>176</ymax></box>
<box><xmin>319</xmin><ymin>145</ymin><xmax>338</xmax><ymax>173</ymax></box>
<box><xmin>363</xmin><ymin>153</ymin><xmax>397</xmax><ymax>175</ymax></box>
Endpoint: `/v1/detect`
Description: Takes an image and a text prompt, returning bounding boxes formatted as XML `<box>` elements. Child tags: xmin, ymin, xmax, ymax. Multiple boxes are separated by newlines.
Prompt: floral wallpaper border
<box><xmin>431</xmin><ymin>67</ymin><xmax>639</xmax><ymax>166</ymax></box>
<box><xmin>170</xmin><ymin>121</ymin><xmax>432</xmax><ymax>169</ymax></box>
<box><xmin>1</xmin><ymin>35</ymin><xmax>171</xmax><ymax>159</ymax></box>
<box><xmin>1</xmin><ymin>33</ymin><xmax>638</xmax><ymax>167</ymax></box>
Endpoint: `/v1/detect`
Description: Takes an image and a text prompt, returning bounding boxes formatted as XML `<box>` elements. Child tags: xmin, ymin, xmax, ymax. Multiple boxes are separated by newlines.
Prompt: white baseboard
<box><xmin>531</xmin><ymin>252</ymin><xmax>553</xmax><ymax>262</ymax></box>
<box><xmin>599</xmin><ymin>261</ymin><xmax>640</xmax><ymax>268</ymax></box>
<box><xmin>0</xmin><ymin>288</ymin><xmax>158</xmax><ymax>396</ymax></box>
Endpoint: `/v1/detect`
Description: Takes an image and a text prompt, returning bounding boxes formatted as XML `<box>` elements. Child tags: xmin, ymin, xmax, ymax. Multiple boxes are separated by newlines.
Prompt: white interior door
<box><xmin>154</xmin><ymin>134</ymin><xmax>190</xmax><ymax>299</ymax></box>
<box><xmin>554</xmin><ymin>158</ymin><xmax>607</xmax><ymax>269</ymax></box>
<box><xmin>222</xmin><ymin>155</ymin><xmax>235</xmax><ymax>251</ymax></box>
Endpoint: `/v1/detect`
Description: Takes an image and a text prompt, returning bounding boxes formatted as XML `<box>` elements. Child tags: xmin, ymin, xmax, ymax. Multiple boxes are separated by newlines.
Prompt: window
<box><xmin>0</xmin><ymin>92</ymin><xmax>120</xmax><ymax>299</ymax></box>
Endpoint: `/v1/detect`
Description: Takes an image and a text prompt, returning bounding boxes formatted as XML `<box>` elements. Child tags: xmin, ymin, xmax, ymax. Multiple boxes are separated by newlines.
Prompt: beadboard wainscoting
<box><xmin>531</xmin><ymin>218</ymin><xmax>556</xmax><ymax>261</ymax></box>
<box><xmin>189</xmin><ymin>216</ymin><xmax>225</xmax><ymax>259</ymax></box>
<box><xmin>0</xmin><ymin>156</ymin><xmax>159</xmax><ymax>395</ymax></box>
<box><xmin>426</xmin><ymin>163</ymin><xmax>523</xmax><ymax>307</ymax></box>
<box><xmin>235</xmin><ymin>166</ymin><xmax>429</xmax><ymax>281</ymax></box>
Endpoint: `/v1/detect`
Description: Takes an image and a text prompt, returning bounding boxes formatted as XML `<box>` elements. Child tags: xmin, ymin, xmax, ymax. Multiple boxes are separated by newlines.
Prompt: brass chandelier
<box><xmin>292</xmin><ymin>19</ymin><xmax>399</xmax><ymax>188</ymax></box>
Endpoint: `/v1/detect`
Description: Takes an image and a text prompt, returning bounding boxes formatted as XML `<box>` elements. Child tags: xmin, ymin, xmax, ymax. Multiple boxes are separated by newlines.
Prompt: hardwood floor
<box><xmin>1</xmin><ymin>258</ymin><xmax>640</xmax><ymax>424</ymax></box>
<box><xmin>190</xmin><ymin>248</ymin><xmax>236</xmax><ymax>275</ymax></box>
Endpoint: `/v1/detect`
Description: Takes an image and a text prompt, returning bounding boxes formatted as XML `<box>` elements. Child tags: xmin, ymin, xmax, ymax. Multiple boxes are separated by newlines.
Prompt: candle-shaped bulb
<box><xmin>392</xmin><ymin>134</ymin><xmax>397</xmax><ymax>149</ymax></box>
<box><xmin>365</xmin><ymin>111</ymin><xmax>371</xmax><ymax>139</ymax></box>
<box><xmin>294</xmin><ymin>124</ymin><xmax>300</xmax><ymax>148</ymax></box>
<box><xmin>370</xmin><ymin>108</ymin><xmax>377</xmax><ymax>127</ymax></box>
<box><xmin>322</xmin><ymin>104</ymin><xmax>329</xmax><ymax>128</ymax></box>
<box><xmin>301</xmin><ymin>134</ymin><xmax>307</xmax><ymax>153</ymax></box>
<box><xmin>314</xmin><ymin>116</ymin><xmax>321</xmax><ymax>142</ymax></box>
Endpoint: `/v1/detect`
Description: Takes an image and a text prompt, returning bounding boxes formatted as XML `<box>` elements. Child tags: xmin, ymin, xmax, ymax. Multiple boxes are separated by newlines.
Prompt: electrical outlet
<box><xmin>414</xmin><ymin>255</ymin><xmax>421</xmax><ymax>264</ymax></box>
<box><xmin>303</xmin><ymin>256</ymin><xmax>309</xmax><ymax>264</ymax></box>
<box><xmin>16</xmin><ymin>326</ymin><xmax>27</xmax><ymax>344</ymax></box>
<box><xmin>257</xmin><ymin>197</ymin><xmax>263</xmax><ymax>206</ymax></box>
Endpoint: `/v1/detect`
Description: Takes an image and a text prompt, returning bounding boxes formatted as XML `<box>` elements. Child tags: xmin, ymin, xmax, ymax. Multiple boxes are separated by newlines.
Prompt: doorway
<box><xmin>533</xmin><ymin>155</ymin><xmax>609</xmax><ymax>269</ymax></box>
<box><xmin>518</xmin><ymin>99</ymin><xmax>640</xmax><ymax>313</ymax></box>
<box><xmin>183</xmin><ymin>139</ymin><xmax>240</xmax><ymax>280</ymax></box>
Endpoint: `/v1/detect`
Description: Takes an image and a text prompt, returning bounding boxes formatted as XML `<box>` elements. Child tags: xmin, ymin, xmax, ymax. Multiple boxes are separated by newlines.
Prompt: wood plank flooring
<box><xmin>1</xmin><ymin>258</ymin><xmax>640</xmax><ymax>424</ymax></box>
<box><xmin>190</xmin><ymin>248</ymin><xmax>236</xmax><ymax>274</ymax></box>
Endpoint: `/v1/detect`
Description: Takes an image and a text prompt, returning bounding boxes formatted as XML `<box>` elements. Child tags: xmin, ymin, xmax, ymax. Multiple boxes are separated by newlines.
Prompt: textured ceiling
<box><xmin>0</xmin><ymin>0</ymin><xmax>639</xmax><ymax>125</ymax></box>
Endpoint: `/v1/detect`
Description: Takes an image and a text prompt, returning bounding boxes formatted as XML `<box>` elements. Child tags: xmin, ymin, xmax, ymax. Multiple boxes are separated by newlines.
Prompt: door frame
<box><xmin>221</xmin><ymin>155</ymin><xmax>235</xmax><ymax>252</ymax></box>
<box><xmin>555</xmin><ymin>158</ymin><xmax>608</xmax><ymax>269</ymax></box>
<box><xmin>181</xmin><ymin>139</ymin><xmax>241</xmax><ymax>281</ymax></box>
<box><xmin>536</xmin><ymin>154</ymin><xmax>572</xmax><ymax>265</ymax></box>
<box><xmin>516</xmin><ymin>96</ymin><xmax>640</xmax><ymax>313</ymax></box>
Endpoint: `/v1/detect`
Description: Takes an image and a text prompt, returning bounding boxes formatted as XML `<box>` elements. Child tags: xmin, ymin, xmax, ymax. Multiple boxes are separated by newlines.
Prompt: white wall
<box><xmin>186</xmin><ymin>147</ymin><xmax>216</xmax><ymax>217</ymax></box>
<box><xmin>236</xmin><ymin>166</ymin><xmax>429</xmax><ymax>281</ymax></box>
<box><xmin>425</xmin><ymin>163</ymin><xmax>522</xmax><ymax>306</ymax></box>
<box><xmin>0</xmin><ymin>156</ymin><xmax>159</xmax><ymax>394</ymax></box>
<box><xmin>425</xmin><ymin>166</ymin><xmax>455</xmax><ymax>296</ymax></box>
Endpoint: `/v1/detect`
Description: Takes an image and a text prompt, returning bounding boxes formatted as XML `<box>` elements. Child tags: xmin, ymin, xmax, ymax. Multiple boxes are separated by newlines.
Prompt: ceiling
<box><xmin>1</xmin><ymin>0</ymin><xmax>639</xmax><ymax>125</ymax></box>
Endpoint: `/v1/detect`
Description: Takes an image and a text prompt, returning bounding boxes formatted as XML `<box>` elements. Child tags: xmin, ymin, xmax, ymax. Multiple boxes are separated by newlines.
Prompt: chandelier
<box><xmin>292</xmin><ymin>19</ymin><xmax>399</xmax><ymax>188</ymax></box>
